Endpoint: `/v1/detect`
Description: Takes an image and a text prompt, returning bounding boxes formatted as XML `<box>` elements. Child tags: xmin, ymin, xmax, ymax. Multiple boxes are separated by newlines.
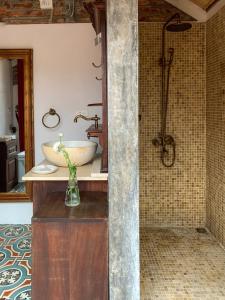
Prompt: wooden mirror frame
<box><xmin>0</xmin><ymin>49</ymin><xmax>34</xmax><ymax>202</ymax></box>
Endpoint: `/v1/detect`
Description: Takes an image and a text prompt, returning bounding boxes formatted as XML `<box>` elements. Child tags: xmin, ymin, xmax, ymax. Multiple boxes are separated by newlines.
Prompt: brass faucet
<box><xmin>74</xmin><ymin>114</ymin><xmax>100</xmax><ymax>129</ymax></box>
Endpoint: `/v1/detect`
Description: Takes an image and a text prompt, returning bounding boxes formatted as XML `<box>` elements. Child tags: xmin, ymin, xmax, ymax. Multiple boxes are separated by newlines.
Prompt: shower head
<box><xmin>164</xmin><ymin>13</ymin><xmax>192</xmax><ymax>32</ymax></box>
<box><xmin>166</xmin><ymin>22</ymin><xmax>192</xmax><ymax>32</ymax></box>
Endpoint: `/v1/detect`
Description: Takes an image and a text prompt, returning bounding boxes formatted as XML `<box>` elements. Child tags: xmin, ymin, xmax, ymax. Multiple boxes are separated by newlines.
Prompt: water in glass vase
<box><xmin>65</xmin><ymin>178</ymin><xmax>80</xmax><ymax>207</ymax></box>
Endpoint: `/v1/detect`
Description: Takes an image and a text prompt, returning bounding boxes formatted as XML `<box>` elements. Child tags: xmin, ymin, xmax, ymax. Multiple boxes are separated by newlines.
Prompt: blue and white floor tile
<box><xmin>0</xmin><ymin>225</ymin><xmax>31</xmax><ymax>300</ymax></box>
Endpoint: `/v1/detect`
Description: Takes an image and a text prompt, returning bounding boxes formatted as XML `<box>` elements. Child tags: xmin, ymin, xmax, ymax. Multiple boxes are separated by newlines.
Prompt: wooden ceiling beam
<box><xmin>165</xmin><ymin>0</ymin><xmax>225</xmax><ymax>21</ymax></box>
<box><xmin>207</xmin><ymin>0</ymin><xmax>225</xmax><ymax>19</ymax></box>
<box><xmin>191</xmin><ymin>0</ymin><xmax>216</xmax><ymax>10</ymax></box>
<box><xmin>165</xmin><ymin>0</ymin><xmax>207</xmax><ymax>21</ymax></box>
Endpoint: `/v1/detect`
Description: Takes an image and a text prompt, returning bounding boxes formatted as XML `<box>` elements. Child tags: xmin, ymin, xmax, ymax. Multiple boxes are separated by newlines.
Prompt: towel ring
<box><xmin>42</xmin><ymin>108</ymin><xmax>61</xmax><ymax>129</ymax></box>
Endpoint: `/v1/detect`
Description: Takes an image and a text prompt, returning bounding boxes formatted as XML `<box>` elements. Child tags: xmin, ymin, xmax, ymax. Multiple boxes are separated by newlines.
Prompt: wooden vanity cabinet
<box><xmin>32</xmin><ymin>188</ymin><xmax>108</xmax><ymax>300</ymax></box>
<box><xmin>0</xmin><ymin>140</ymin><xmax>18</xmax><ymax>192</ymax></box>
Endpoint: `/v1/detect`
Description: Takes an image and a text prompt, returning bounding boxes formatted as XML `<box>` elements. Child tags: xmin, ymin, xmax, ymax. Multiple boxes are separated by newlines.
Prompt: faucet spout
<box><xmin>74</xmin><ymin>114</ymin><xmax>100</xmax><ymax>129</ymax></box>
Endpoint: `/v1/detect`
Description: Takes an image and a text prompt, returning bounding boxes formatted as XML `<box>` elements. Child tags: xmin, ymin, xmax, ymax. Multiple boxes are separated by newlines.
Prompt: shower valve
<box><xmin>152</xmin><ymin>136</ymin><xmax>162</xmax><ymax>147</ymax></box>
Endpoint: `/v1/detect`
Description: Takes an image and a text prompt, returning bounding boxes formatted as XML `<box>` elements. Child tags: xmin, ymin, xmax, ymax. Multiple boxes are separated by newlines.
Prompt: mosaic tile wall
<box><xmin>139</xmin><ymin>23</ymin><xmax>206</xmax><ymax>227</ymax></box>
<box><xmin>206</xmin><ymin>5</ymin><xmax>225</xmax><ymax>247</ymax></box>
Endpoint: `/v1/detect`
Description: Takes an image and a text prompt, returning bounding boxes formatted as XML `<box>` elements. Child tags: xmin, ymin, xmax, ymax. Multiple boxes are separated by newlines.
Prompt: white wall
<box><xmin>0</xmin><ymin>23</ymin><xmax>101</xmax><ymax>224</ymax></box>
<box><xmin>0</xmin><ymin>59</ymin><xmax>12</xmax><ymax>136</ymax></box>
<box><xmin>0</xmin><ymin>203</ymin><xmax>33</xmax><ymax>224</ymax></box>
<box><xmin>0</xmin><ymin>23</ymin><xmax>102</xmax><ymax>163</ymax></box>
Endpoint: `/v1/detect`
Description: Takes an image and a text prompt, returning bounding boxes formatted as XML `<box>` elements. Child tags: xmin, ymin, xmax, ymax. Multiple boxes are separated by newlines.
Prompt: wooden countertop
<box><xmin>23</xmin><ymin>155</ymin><xmax>108</xmax><ymax>182</ymax></box>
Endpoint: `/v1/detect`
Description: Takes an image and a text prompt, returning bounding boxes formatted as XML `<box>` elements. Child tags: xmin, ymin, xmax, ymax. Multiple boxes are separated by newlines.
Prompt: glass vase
<box><xmin>65</xmin><ymin>176</ymin><xmax>80</xmax><ymax>207</ymax></box>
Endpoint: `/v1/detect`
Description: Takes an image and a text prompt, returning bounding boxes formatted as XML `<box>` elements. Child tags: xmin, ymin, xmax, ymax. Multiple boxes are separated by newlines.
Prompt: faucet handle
<box><xmin>93</xmin><ymin>114</ymin><xmax>100</xmax><ymax>129</ymax></box>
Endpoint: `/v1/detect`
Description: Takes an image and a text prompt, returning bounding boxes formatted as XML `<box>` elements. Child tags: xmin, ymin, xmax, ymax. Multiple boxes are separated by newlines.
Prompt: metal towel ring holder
<box><xmin>42</xmin><ymin>108</ymin><xmax>61</xmax><ymax>129</ymax></box>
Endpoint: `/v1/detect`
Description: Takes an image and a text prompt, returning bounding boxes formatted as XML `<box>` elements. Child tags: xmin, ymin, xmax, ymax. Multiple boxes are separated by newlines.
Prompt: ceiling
<box><xmin>138</xmin><ymin>0</ymin><xmax>195</xmax><ymax>22</ymax></box>
<box><xmin>190</xmin><ymin>0</ymin><xmax>220</xmax><ymax>10</ymax></box>
<box><xmin>0</xmin><ymin>0</ymin><xmax>221</xmax><ymax>24</ymax></box>
<box><xmin>0</xmin><ymin>0</ymin><xmax>90</xmax><ymax>24</ymax></box>
<box><xmin>0</xmin><ymin>0</ymin><xmax>196</xmax><ymax>24</ymax></box>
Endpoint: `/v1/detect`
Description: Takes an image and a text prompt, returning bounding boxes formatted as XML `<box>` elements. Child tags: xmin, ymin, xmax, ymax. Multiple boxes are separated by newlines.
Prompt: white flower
<box><xmin>53</xmin><ymin>142</ymin><xmax>60</xmax><ymax>153</ymax></box>
<box><xmin>59</xmin><ymin>133</ymin><xmax>63</xmax><ymax>138</ymax></box>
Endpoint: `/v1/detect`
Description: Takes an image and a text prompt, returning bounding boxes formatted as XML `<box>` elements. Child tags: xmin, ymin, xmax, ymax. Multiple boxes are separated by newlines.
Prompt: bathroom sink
<box><xmin>42</xmin><ymin>141</ymin><xmax>98</xmax><ymax>167</ymax></box>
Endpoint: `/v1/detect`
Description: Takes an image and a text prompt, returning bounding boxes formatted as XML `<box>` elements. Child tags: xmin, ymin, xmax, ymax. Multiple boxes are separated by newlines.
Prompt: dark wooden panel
<box><xmin>69</xmin><ymin>222</ymin><xmax>108</xmax><ymax>300</ymax></box>
<box><xmin>84</xmin><ymin>1</ymin><xmax>108</xmax><ymax>173</ymax></box>
<box><xmin>0</xmin><ymin>140</ymin><xmax>18</xmax><ymax>192</ymax></box>
<box><xmin>101</xmin><ymin>8</ymin><xmax>108</xmax><ymax>173</ymax></box>
<box><xmin>8</xmin><ymin>158</ymin><xmax>16</xmax><ymax>181</ymax></box>
<box><xmin>78</xmin><ymin>180</ymin><xmax>108</xmax><ymax>192</ymax></box>
<box><xmin>32</xmin><ymin>222</ymin><xmax>70</xmax><ymax>300</ymax></box>
<box><xmin>33</xmin><ymin>191</ymin><xmax>108</xmax><ymax>222</ymax></box>
<box><xmin>32</xmin><ymin>191</ymin><xmax>108</xmax><ymax>300</ymax></box>
<box><xmin>32</xmin><ymin>180</ymin><xmax>108</xmax><ymax>214</ymax></box>
<box><xmin>32</xmin><ymin>222</ymin><xmax>108</xmax><ymax>300</ymax></box>
<box><xmin>7</xmin><ymin>158</ymin><xmax>18</xmax><ymax>190</ymax></box>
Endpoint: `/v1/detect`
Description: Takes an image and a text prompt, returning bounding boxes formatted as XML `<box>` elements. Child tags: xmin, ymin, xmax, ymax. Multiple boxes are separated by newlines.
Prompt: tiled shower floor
<box><xmin>141</xmin><ymin>227</ymin><xmax>225</xmax><ymax>300</ymax></box>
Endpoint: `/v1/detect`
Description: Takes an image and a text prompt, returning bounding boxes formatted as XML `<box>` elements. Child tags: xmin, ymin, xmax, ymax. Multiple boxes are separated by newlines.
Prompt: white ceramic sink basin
<box><xmin>42</xmin><ymin>141</ymin><xmax>98</xmax><ymax>167</ymax></box>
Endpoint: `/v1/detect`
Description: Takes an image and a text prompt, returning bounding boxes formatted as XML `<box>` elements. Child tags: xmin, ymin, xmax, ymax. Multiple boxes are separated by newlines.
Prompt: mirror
<box><xmin>0</xmin><ymin>49</ymin><xmax>33</xmax><ymax>201</ymax></box>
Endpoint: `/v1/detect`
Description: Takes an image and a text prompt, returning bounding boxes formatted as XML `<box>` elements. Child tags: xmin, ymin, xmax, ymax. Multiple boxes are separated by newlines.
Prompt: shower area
<box><xmin>139</xmin><ymin>2</ymin><xmax>225</xmax><ymax>299</ymax></box>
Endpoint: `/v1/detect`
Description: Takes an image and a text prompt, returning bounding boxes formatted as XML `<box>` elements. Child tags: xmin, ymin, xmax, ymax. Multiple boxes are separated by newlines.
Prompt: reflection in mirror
<box><xmin>0</xmin><ymin>59</ymin><xmax>26</xmax><ymax>193</ymax></box>
<box><xmin>0</xmin><ymin>49</ymin><xmax>33</xmax><ymax>201</ymax></box>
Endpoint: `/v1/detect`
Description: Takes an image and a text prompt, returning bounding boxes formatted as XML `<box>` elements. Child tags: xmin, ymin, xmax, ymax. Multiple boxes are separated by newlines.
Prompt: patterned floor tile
<box><xmin>141</xmin><ymin>227</ymin><xmax>225</xmax><ymax>300</ymax></box>
<box><xmin>2</xmin><ymin>225</ymin><xmax>225</xmax><ymax>299</ymax></box>
<box><xmin>0</xmin><ymin>225</ymin><xmax>31</xmax><ymax>300</ymax></box>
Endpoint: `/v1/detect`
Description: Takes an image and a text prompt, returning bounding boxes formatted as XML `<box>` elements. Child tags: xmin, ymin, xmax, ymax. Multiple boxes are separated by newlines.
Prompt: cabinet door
<box><xmin>7</xmin><ymin>158</ymin><xmax>18</xmax><ymax>191</ymax></box>
<box><xmin>32</xmin><ymin>221</ymin><xmax>108</xmax><ymax>300</ymax></box>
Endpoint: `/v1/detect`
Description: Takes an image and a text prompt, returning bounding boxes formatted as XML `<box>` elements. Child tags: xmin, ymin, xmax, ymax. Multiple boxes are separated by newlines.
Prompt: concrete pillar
<box><xmin>107</xmin><ymin>0</ymin><xmax>140</xmax><ymax>299</ymax></box>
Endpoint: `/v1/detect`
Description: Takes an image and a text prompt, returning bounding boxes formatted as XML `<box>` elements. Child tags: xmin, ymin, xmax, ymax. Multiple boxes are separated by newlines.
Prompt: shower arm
<box><xmin>164</xmin><ymin>13</ymin><xmax>180</xmax><ymax>29</ymax></box>
<box><xmin>162</xmin><ymin>14</ymin><xmax>180</xmax><ymax>59</ymax></box>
